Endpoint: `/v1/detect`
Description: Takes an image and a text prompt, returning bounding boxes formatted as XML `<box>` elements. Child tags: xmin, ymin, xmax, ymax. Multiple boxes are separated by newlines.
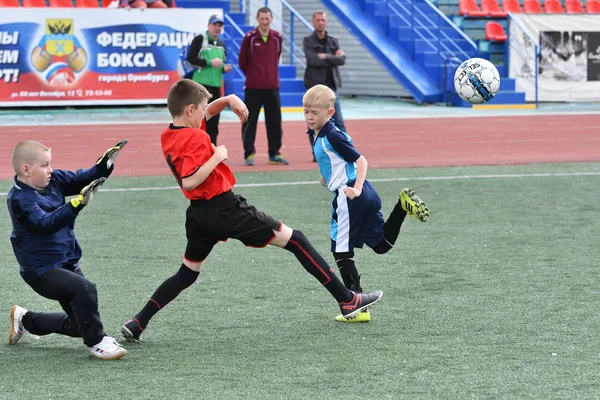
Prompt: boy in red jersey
<box><xmin>121</xmin><ymin>80</ymin><xmax>383</xmax><ymax>341</ymax></box>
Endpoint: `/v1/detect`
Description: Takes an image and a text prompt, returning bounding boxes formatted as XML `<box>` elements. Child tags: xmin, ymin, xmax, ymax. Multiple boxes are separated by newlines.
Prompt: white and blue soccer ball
<box><xmin>454</xmin><ymin>58</ymin><xmax>501</xmax><ymax>104</ymax></box>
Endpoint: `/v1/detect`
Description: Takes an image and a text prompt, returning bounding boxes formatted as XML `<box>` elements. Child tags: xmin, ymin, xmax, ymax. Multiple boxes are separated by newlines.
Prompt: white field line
<box><xmin>1</xmin><ymin>171</ymin><xmax>599</xmax><ymax>196</ymax></box>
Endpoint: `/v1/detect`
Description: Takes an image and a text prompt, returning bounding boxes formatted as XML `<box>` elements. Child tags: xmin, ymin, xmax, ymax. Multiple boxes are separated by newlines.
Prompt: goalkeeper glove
<box><xmin>96</xmin><ymin>139</ymin><xmax>129</xmax><ymax>170</ymax></box>
<box><xmin>70</xmin><ymin>177</ymin><xmax>106</xmax><ymax>210</ymax></box>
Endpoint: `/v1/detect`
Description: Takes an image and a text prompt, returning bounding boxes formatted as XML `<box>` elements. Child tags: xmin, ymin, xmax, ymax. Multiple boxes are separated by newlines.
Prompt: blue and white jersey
<box><xmin>312</xmin><ymin>119</ymin><xmax>361</xmax><ymax>193</ymax></box>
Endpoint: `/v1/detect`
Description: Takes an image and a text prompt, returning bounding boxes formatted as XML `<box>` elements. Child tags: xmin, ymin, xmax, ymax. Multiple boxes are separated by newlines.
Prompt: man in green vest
<box><xmin>186</xmin><ymin>14</ymin><xmax>232</xmax><ymax>145</ymax></box>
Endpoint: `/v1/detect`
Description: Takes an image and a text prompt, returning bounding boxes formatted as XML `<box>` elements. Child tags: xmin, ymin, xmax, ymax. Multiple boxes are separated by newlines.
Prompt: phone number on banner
<box><xmin>11</xmin><ymin>89</ymin><xmax>114</xmax><ymax>99</ymax></box>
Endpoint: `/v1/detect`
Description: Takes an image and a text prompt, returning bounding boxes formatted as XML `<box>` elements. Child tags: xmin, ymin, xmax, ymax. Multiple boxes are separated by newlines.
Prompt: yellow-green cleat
<box><xmin>400</xmin><ymin>188</ymin><xmax>429</xmax><ymax>222</ymax></box>
<box><xmin>335</xmin><ymin>310</ymin><xmax>371</xmax><ymax>323</ymax></box>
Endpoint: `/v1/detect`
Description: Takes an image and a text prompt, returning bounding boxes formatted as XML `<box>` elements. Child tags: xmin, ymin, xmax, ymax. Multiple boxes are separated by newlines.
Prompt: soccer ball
<box><xmin>454</xmin><ymin>58</ymin><xmax>501</xmax><ymax>104</ymax></box>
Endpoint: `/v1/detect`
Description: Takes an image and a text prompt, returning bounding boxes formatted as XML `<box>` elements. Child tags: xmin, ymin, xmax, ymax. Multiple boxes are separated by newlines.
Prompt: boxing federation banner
<box><xmin>509</xmin><ymin>14</ymin><xmax>600</xmax><ymax>102</ymax></box>
<box><xmin>0</xmin><ymin>8</ymin><xmax>220</xmax><ymax>106</ymax></box>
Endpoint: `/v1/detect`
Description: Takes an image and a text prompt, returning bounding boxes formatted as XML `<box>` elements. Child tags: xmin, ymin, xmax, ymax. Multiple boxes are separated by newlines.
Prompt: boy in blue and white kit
<box><xmin>303</xmin><ymin>84</ymin><xmax>430</xmax><ymax>322</ymax></box>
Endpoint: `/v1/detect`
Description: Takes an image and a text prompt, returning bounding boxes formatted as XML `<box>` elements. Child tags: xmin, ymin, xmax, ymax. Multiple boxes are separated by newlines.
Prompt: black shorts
<box><xmin>184</xmin><ymin>191</ymin><xmax>282</xmax><ymax>262</ymax></box>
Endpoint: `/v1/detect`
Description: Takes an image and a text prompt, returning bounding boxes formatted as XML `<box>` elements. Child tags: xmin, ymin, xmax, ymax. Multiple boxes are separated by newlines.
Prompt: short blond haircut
<box><xmin>303</xmin><ymin>84</ymin><xmax>336</xmax><ymax>109</ymax></box>
<box><xmin>11</xmin><ymin>141</ymin><xmax>51</xmax><ymax>175</ymax></box>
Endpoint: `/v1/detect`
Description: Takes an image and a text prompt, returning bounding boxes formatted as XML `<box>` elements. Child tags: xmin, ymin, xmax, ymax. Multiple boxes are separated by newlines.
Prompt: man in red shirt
<box><xmin>121</xmin><ymin>80</ymin><xmax>383</xmax><ymax>341</ymax></box>
<box><xmin>238</xmin><ymin>7</ymin><xmax>289</xmax><ymax>166</ymax></box>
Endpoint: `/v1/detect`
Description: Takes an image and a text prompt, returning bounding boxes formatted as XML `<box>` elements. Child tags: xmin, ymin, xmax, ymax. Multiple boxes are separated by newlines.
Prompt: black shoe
<box><xmin>339</xmin><ymin>290</ymin><xmax>383</xmax><ymax>319</ymax></box>
<box><xmin>121</xmin><ymin>318</ymin><xmax>144</xmax><ymax>342</ymax></box>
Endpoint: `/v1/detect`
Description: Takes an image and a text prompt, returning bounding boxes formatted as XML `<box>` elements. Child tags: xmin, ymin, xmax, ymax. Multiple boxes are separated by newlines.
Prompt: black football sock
<box><xmin>284</xmin><ymin>230</ymin><xmax>353</xmax><ymax>303</ymax></box>
<box><xmin>334</xmin><ymin>252</ymin><xmax>363</xmax><ymax>292</ymax></box>
<box><xmin>134</xmin><ymin>264</ymin><xmax>199</xmax><ymax>328</ymax></box>
<box><xmin>373</xmin><ymin>200</ymin><xmax>407</xmax><ymax>254</ymax></box>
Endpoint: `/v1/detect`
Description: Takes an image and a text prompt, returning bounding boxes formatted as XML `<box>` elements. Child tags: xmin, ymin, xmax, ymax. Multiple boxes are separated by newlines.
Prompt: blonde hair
<box><xmin>11</xmin><ymin>141</ymin><xmax>51</xmax><ymax>175</ymax></box>
<box><xmin>303</xmin><ymin>84</ymin><xmax>336</xmax><ymax>109</ymax></box>
<box><xmin>167</xmin><ymin>79</ymin><xmax>212</xmax><ymax>118</ymax></box>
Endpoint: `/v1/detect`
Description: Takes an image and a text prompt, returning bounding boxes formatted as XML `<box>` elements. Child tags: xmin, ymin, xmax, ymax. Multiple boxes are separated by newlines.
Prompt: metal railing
<box><xmin>387</xmin><ymin>0</ymin><xmax>477</xmax><ymax>61</ymax></box>
<box><xmin>221</xmin><ymin>13</ymin><xmax>246</xmax><ymax>80</ymax></box>
<box><xmin>507</xmin><ymin>13</ymin><xmax>539</xmax><ymax>107</ymax></box>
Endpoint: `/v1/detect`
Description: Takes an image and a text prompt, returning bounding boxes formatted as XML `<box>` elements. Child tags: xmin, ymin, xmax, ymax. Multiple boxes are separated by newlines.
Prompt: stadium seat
<box><xmin>0</xmin><ymin>0</ymin><xmax>20</xmax><ymax>6</ymax></box>
<box><xmin>523</xmin><ymin>0</ymin><xmax>543</xmax><ymax>12</ymax></box>
<box><xmin>76</xmin><ymin>0</ymin><xmax>98</xmax><ymax>6</ymax></box>
<box><xmin>459</xmin><ymin>0</ymin><xmax>488</xmax><ymax>16</ymax></box>
<box><xmin>586</xmin><ymin>0</ymin><xmax>600</xmax><ymax>11</ymax></box>
<box><xmin>481</xmin><ymin>0</ymin><xmax>508</xmax><ymax>16</ymax></box>
<box><xmin>503</xmin><ymin>0</ymin><xmax>523</xmax><ymax>12</ymax></box>
<box><xmin>22</xmin><ymin>0</ymin><xmax>46</xmax><ymax>6</ymax></box>
<box><xmin>49</xmin><ymin>0</ymin><xmax>73</xmax><ymax>6</ymax></box>
<box><xmin>485</xmin><ymin>21</ymin><xmax>508</xmax><ymax>41</ymax></box>
<box><xmin>544</xmin><ymin>0</ymin><xmax>565</xmax><ymax>12</ymax></box>
<box><xmin>565</xmin><ymin>0</ymin><xmax>585</xmax><ymax>11</ymax></box>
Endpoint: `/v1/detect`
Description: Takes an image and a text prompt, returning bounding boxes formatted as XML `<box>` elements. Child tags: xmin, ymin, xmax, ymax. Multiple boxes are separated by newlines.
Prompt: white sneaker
<box><xmin>8</xmin><ymin>305</ymin><xmax>28</xmax><ymax>345</ymax></box>
<box><xmin>90</xmin><ymin>336</ymin><xmax>128</xmax><ymax>360</ymax></box>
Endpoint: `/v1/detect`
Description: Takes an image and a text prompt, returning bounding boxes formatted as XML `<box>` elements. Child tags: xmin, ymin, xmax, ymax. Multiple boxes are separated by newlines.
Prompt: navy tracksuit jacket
<box><xmin>6</xmin><ymin>165</ymin><xmax>111</xmax><ymax>280</ymax></box>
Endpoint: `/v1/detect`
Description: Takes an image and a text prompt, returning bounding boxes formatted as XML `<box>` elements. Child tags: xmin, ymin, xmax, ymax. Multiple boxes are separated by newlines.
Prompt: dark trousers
<box><xmin>204</xmin><ymin>85</ymin><xmax>222</xmax><ymax>145</ymax></box>
<box><xmin>22</xmin><ymin>266</ymin><xmax>105</xmax><ymax>347</ymax></box>
<box><xmin>242</xmin><ymin>88</ymin><xmax>282</xmax><ymax>159</ymax></box>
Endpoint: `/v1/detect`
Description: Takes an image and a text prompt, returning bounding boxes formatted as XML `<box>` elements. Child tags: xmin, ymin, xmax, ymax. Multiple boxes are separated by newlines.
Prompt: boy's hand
<box><xmin>213</xmin><ymin>145</ymin><xmax>228</xmax><ymax>162</ymax></box>
<box><xmin>224</xmin><ymin>64</ymin><xmax>233</xmax><ymax>73</ymax></box>
<box><xmin>227</xmin><ymin>95</ymin><xmax>249</xmax><ymax>123</ymax></box>
<box><xmin>97</xmin><ymin>139</ymin><xmax>129</xmax><ymax>169</ymax></box>
<box><xmin>344</xmin><ymin>187</ymin><xmax>362</xmax><ymax>200</ymax></box>
<box><xmin>70</xmin><ymin>178</ymin><xmax>106</xmax><ymax>209</ymax></box>
<box><xmin>320</xmin><ymin>176</ymin><xmax>327</xmax><ymax>187</ymax></box>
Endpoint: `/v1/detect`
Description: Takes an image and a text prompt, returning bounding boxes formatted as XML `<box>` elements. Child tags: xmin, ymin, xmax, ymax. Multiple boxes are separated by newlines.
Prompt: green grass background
<box><xmin>1</xmin><ymin>163</ymin><xmax>599</xmax><ymax>400</ymax></box>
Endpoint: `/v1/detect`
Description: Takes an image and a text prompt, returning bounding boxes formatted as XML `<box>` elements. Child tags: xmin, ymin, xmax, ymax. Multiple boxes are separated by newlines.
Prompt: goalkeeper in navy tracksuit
<box><xmin>6</xmin><ymin>139</ymin><xmax>129</xmax><ymax>360</ymax></box>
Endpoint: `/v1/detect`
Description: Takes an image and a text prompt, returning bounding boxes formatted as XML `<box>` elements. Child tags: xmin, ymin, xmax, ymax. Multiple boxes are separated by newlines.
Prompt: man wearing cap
<box><xmin>186</xmin><ymin>14</ymin><xmax>233</xmax><ymax>145</ymax></box>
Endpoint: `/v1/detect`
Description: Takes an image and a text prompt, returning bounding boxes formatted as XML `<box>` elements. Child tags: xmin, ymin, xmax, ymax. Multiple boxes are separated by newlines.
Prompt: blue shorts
<box><xmin>330</xmin><ymin>180</ymin><xmax>384</xmax><ymax>253</ymax></box>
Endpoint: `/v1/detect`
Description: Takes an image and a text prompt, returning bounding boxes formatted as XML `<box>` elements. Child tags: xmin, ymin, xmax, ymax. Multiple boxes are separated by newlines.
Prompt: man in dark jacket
<box><xmin>303</xmin><ymin>11</ymin><xmax>347</xmax><ymax>134</ymax></box>
<box><xmin>238</xmin><ymin>6</ymin><xmax>289</xmax><ymax>166</ymax></box>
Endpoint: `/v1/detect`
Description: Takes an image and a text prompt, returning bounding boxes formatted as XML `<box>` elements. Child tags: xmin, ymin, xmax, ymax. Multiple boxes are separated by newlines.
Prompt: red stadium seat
<box><xmin>49</xmin><ymin>0</ymin><xmax>73</xmax><ymax>6</ymax></box>
<box><xmin>503</xmin><ymin>0</ymin><xmax>523</xmax><ymax>12</ymax></box>
<box><xmin>587</xmin><ymin>0</ymin><xmax>600</xmax><ymax>11</ymax></box>
<box><xmin>523</xmin><ymin>0</ymin><xmax>543</xmax><ymax>12</ymax></box>
<box><xmin>544</xmin><ymin>0</ymin><xmax>565</xmax><ymax>12</ymax></box>
<box><xmin>0</xmin><ymin>0</ymin><xmax>20</xmax><ymax>6</ymax></box>
<box><xmin>481</xmin><ymin>0</ymin><xmax>508</xmax><ymax>16</ymax></box>
<box><xmin>76</xmin><ymin>0</ymin><xmax>98</xmax><ymax>6</ymax></box>
<box><xmin>565</xmin><ymin>0</ymin><xmax>584</xmax><ymax>11</ymax></box>
<box><xmin>459</xmin><ymin>0</ymin><xmax>488</xmax><ymax>16</ymax></box>
<box><xmin>485</xmin><ymin>21</ymin><xmax>508</xmax><ymax>41</ymax></box>
<box><xmin>22</xmin><ymin>0</ymin><xmax>46</xmax><ymax>6</ymax></box>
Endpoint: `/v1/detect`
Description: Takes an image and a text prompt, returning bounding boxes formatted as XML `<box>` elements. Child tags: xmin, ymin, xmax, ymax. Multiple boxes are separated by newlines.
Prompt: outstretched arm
<box><xmin>10</xmin><ymin>178</ymin><xmax>105</xmax><ymax>234</ymax></box>
<box><xmin>205</xmin><ymin>94</ymin><xmax>248</xmax><ymax>123</ymax></box>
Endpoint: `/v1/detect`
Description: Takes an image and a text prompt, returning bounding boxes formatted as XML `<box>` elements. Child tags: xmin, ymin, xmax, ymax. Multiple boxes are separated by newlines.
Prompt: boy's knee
<box><xmin>290</xmin><ymin>230</ymin><xmax>308</xmax><ymax>245</ymax></box>
<box><xmin>372</xmin><ymin>241</ymin><xmax>392</xmax><ymax>254</ymax></box>
<box><xmin>70</xmin><ymin>279</ymin><xmax>99</xmax><ymax>303</ymax></box>
<box><xmin>334</xmin><ymin>251</ymin><xmax>354</xmax><ymax>261</ymax></box>
<box><xmin>176</xmin><ymin>264</ymin><xmax>200</xmax><ymax>288</ymax></box>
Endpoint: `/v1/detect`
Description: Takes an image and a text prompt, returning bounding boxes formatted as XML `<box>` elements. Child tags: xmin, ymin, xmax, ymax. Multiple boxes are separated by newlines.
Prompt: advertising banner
<box><xmin>509</xmin><ymin>14</ymin><xmax>600</xmax><ymax>102</ymax></box>
<box><xmin>0</xmin><ymin>8</ymin><xmax>220</xmax><ymax>106</ymax></box>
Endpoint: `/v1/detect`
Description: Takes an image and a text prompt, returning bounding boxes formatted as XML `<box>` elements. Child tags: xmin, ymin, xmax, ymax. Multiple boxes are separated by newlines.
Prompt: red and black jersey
<box><xmin>161</xmin><ymin>123</ymin><xmax>236</xmax><ymax>200</ymax></box>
